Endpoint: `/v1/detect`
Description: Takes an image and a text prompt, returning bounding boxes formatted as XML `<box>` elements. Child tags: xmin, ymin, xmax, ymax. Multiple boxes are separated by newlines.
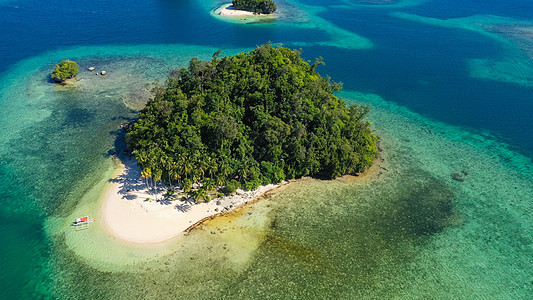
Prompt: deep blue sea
<box><xmin>0</xmin><ymin>0</ymin><xmax>532</xmax><ymax>298</ymax></box>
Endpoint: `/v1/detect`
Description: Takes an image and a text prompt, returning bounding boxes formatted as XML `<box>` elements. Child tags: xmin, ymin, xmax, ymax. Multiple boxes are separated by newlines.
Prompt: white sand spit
<box><xmin>101</xmin><ymin>156</ymin><xmax>279</xmax><ymax>243</ymax></box>
<box><xmin>218</xmin><ymin>4</ymin><xmax>258</xmax><ymax>16</ymax></box>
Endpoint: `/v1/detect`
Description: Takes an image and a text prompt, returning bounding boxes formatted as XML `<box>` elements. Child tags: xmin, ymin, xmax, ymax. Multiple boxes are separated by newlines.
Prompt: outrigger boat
<box><xmin>71</xmin><ymin>216</ymin><xmax>95</xmax><ymax>231</ymax></box>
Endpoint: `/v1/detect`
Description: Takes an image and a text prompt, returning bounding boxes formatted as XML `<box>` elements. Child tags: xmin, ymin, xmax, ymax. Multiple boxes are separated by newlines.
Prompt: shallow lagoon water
<box><xmin>46</xmin><ymin>89</ymin><xmax>533</xmax><ymax>298</ymax></box>
<box><xmin>0</xmin><ymin>0</ymin><xmax>532</xmax><ymax>298</ymax></box>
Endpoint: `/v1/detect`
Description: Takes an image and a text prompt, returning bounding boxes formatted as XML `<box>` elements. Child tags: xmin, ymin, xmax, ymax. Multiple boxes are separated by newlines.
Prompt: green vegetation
<box><xmin>51</xmin><ymin>60</ymin><xmax>79</xmax><ymax>83</ymax></box>
<box><xmin>126</xmin><ymin>44</ymin><xmax>378</xmax><ymax>200</ymax></box>
<box><xmin>232</xmin><ymin>0</ymin><xmax>277</xmax><ymax>14</ymax></box>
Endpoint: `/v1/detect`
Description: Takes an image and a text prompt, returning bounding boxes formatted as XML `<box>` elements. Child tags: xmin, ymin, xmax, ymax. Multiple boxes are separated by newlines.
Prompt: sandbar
<box><xmin>101</xmin><ymin>155</ymin><xmax>280</xmax><ymax>243</ymax></box>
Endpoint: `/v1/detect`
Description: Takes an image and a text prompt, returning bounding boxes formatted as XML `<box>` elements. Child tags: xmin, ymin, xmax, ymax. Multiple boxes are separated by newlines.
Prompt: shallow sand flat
<box><xmin>101</xmin><ymin>156</ymin><xmax>279</xmax><ymax>243</ymax></box>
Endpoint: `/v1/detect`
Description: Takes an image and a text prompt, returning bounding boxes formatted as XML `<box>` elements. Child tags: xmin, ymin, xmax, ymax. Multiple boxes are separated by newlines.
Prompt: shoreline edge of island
<box><xmin>98</xmin><ymin>152</ymin><xmax>383</xmax><ymax>244</ymax></box>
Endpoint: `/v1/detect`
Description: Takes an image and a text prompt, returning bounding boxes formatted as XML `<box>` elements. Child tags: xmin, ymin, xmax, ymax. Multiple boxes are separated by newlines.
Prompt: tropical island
<box><xmin>126</xmin><ymin>43</ymin><xmax>378</xmax><ymax>200</ymax></box>
<box><xmin>101</xmin><ymin>44</ymin><xmax>378</xmax><ymax>243</ymax></box>
<box><xmin>215</xmin><ymin>0</ymin><xmax>277</xmax><ymax>22</ymax></box>
<box><xmin>51</xmin><ymin>59</ymin><xmax>79</xmax><ymax>83</ymax></box>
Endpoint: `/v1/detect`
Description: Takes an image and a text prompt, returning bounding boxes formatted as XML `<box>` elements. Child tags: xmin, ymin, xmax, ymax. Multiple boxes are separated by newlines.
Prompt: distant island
<box><xmin>125</xmin><ymin>44</ymin><xmax>379</xmax><ymax>203</ymax></box>
<box><xmin>51</xmin><ymin>60</ymin><xmax>79</xmax><ymax>83</ymax></box>
<box><xmin>214</xmin><ymin>1</ymin><xmax>277</xmax><ymax>21</ymax></box>
<box><xmin>232</xmin><ymin>0</ymin><xmax>277</xmax><ymax>14</ymax></box>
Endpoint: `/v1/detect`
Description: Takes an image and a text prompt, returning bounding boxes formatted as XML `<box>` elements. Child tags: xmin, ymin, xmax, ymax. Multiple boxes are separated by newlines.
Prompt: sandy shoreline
<box><xmin>214</xmin><ymin>3</ymin><xmax>276</xmax><ymax>20</ymax></box>
<box><xmin>100</xmin><ymin>146</ymin><xmax>382</xmax><ymax>244</ymax></box>
<box><xmin>101</xmin><ymin>155</ymin><xmax>280</xmax><ymax>243</ymax></box>
<box><xmin>218</xmin><ymin>4</ymin><xmax>257</xmax><ymax>16</ymax></box>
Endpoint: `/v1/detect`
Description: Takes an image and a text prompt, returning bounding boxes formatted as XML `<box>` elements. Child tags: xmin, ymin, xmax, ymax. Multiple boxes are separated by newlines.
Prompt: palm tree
<box><xmin>198</xmin><ymin>157</ymin><xmax>207</xmax><ymax>181</ymax></box>
<box><xmin>165</xmin><ymin>158</ymin><xmax>174</xmax><ymax>190</ymax></box>
<box><xmin>237</xmin><ymin>158</ymin><xmax>251</xmax><ymax>182</ymax></box>
<box><xmin>191</xmin><ymin>188</ymin><xmax>207</xmax><ymax>204</ymax></box>
<box><xmin>202</xmin><ymin>178</ymin><xmax>216</xmax><ymax>191</ymax></box>
<box><xmin>219</xmin><ymin>155</ymin><xmax>231</xmax><ymax>179</ymax></box>
<box><xmin>153</xmin><ymin>168</ymin><xmax>163</xmax><ymax>201</ymax></box>
<box><xmin>206</xmin><ymin>156</ymin><xmax>218</xmax><ymax>179</ymax></box>
<box><xmin>141</xmin><ymin>168</ymin><xmax>152</xmax><ymax>194</ymax></box>
<box><xmin>169</xmin><ymin>164</ymin><xmax>180</xmax><ymax>190</ymax></box>
<box><xmin>182</xmin><ymin>154</ymin><xmax>193</xmax><ymax>180</ymax></box>
<box><xmin>176</xmin><ymin>153</ymin><xmax>186</xmax><ymax>185</ymax></box>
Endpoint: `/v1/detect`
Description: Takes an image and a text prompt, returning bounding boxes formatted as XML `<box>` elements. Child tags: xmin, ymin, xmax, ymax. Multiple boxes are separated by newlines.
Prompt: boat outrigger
<box><xmin>71</xmin><ymin>216</ymin><xmax>95</xmax><ymax>231</ymax></box>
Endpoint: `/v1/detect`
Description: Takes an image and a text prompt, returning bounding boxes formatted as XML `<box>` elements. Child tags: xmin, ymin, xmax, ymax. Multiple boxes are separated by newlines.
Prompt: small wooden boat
<box><xmin>71</xmin><ymin>216</ymin><xmax>95</xmax><ymax>230</ymax></box>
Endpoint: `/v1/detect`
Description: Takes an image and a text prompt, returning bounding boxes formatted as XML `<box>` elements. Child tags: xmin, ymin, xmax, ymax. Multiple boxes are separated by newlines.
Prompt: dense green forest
<box><xmin>232</xmin><ymin>0</ymin><xmax>277</xmax><ymax>14</ymax></box>
<box><xmin>126</xmin><ymin>44</ymin><xmax>378</xmax><ymax>201</ymax></box>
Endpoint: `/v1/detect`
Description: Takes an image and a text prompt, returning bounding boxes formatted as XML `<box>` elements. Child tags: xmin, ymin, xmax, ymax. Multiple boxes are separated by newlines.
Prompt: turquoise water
<box><xmin>0</xmin><ymin>0</ymin><xmax>532</xmax><ymax>298</ymax></box>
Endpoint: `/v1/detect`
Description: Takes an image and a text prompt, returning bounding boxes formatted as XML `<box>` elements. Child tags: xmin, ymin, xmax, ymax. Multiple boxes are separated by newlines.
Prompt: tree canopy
<box><xmin>51</xmin><ymin>60</ymin><xmax>79</xmax><ymax>83</ymax></box>
<box><xmin>232</xmin><ymin>0</ymin><xmax>277</xmax><ymax>14</ymax></box>
<box><xmin>126</xmin><ymin>44</ymin><xmax>378</xmax><ymax>199</ymax></box>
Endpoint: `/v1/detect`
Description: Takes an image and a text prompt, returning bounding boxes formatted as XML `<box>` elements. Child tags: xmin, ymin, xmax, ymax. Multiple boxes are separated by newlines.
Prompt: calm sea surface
<box><xmin>0</xmin><ymin>0</ymin><xmax>531</xmax><ymax>298</ymax></box>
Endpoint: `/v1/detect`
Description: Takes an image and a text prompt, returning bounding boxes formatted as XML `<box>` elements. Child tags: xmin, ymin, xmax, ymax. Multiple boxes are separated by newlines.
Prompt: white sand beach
<box><xmin>214</xmin><ymin>3</ymin><xmax>278</xmax><ymax>22</ymax></box>
<box><xmin>101</xmin><ymin>156</ymin><xmax>280</xmax><ymax>243</ymax></box>
<box><xmin>218</xmin><ymin>4</ymin><xmax>257</xmax><ymax>16</ymax></box>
